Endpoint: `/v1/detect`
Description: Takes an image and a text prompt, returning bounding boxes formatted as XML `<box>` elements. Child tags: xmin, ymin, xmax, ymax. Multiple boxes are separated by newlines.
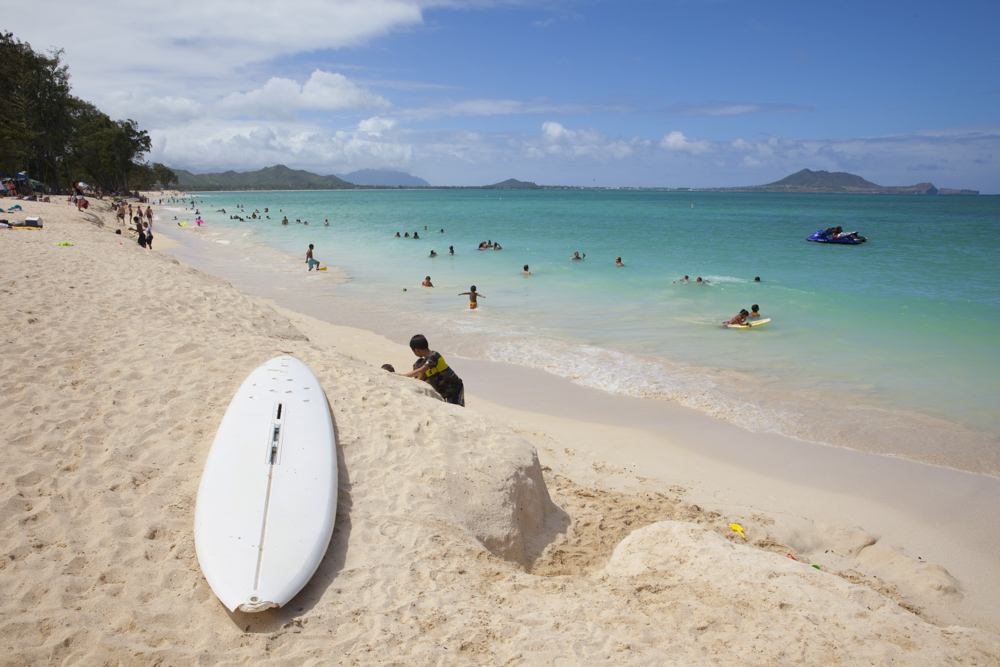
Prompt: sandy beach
<box><xmin>2</xmin><ymin>195</ymin><xmax>999</xmax><ymax>664</ymax></box>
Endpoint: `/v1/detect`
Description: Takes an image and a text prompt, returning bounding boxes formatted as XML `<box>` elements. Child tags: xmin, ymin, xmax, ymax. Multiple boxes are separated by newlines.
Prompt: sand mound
<box><xmin>600</xmin><ymin>521</ymin><xmax>1000</xmax><ymax>663</ymax></box>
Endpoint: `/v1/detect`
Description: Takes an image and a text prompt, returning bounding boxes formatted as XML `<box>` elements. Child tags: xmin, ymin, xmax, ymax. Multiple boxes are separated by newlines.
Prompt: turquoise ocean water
<box><xmin>162</xmin><ymin>190</ymin><xmax>1000</xmax><ymax>474</ymax></box>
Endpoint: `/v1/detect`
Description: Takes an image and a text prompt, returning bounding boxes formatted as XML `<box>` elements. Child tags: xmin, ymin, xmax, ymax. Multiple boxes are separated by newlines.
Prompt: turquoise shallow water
<box><xmin>164</xmin><ymin>190</ymin><xmax>1000</xmax><ymax>471</ymax></box>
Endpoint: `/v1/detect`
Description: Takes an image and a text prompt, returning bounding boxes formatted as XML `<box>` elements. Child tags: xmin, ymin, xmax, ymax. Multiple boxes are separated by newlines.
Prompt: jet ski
<box><xmin>807</xmin><ymin>226</ymin><xmax>867</xmax><ymax>244</ymax></box>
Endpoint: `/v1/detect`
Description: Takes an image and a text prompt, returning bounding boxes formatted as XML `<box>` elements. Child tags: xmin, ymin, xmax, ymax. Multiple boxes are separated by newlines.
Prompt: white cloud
<box><xmin>536</xmin><ymin>122</ymin><xmax>646</xmax><ymax>160</ymax></box>
<box><xmin>357</xmin><ymin>117</ymin><xmax>398</xmax><ymax>135</ymax></box>
<box><xmin>218</xmin><ymin>71</ymin><xmax>390</xmax><ymax>121</ymax></box>
<box><xmin>398</xmin><ymin>98</ymin><xmax>604</xmax><ymax>122</ymax></box>
<box><xmin>3</xmin><ymin>0</ymin><xmax>429</xmax><ymax>117</ymax></box>
<box><xmin>668</xmin><ymin>102</ymin><xmax>813</xmax><ymax>117</ymax></box>
<box><xmin>659</xmin><ymin>131</ymin><xmax>712</xmax><ymax>155</ymax></box>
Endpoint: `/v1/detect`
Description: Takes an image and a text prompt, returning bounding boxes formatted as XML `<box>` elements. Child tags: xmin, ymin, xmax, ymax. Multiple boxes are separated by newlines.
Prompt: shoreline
<box><xmin>2</xmin><ymin>196</ymin><xmax>998</xmax><ymax>663</ymax></box>
<box><xmin>154</xmin><ymin>208</ymin><xmax>1000</xmax><ymax>633</ymax></box>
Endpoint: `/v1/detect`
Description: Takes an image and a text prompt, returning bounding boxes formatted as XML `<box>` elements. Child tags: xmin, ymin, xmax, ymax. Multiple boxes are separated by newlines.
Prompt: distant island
<box><xmin>170</xmin><ymin>165</ymin><xmax>977</xmax><ymax>194</ymax></box>
<box><xmin>705</xmin><ymin>169</ymin><xmax>976</xmax><ymax>195</ymax></box>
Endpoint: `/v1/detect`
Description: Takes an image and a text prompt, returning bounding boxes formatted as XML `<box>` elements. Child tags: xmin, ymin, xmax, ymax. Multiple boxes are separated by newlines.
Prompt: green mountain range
<box><xmin>174</xmin><ymin>165</ymin><xmax>353</xmax><ymax>191</ymax></box>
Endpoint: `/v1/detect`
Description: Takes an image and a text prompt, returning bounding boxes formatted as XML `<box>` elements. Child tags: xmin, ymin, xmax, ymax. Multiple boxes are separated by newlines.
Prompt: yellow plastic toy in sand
<box><xmin>729</xmin><ymin>523</ymin><xmax>746</xmax><ymax>539</ymax></box>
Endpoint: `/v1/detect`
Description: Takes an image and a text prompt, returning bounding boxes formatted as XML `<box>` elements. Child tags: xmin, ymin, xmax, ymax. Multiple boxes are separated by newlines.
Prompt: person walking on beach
<box><xmin>306</xmin><ymin>244</ymin><xmax>320</xmax><ymax>271</ymax></box>
<box><xmin>144</xmin><ymin>221</ymin><xmax>153</xmax><ymax>249</ymax></box>
<box><xmin>404</xmin><ymin>334</ymin><xmax>465</xmax><ymax>407</ymax></box>
<box><xmin>459</xmin><ymin>286</ymin><xmax>484</xmax><ymax>309</ymax></box>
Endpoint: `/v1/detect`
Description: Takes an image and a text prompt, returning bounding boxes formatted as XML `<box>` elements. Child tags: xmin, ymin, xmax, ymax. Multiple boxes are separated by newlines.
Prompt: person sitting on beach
<box><xmin>749</xmin><ymin>304</ymin><xmax>761</xmax><ymax>318</ymax></box>
<box><xmin>306</xmin><ymin>244</ymin><xmax>320</xmax><ymax>271</ymax></box>
<box><xmin>728</xmin><ymin>309</ymin><xmax>750</xmax><ymax>326</ymax></box>
<box><xmin>403</xmin><ymin>334</ymin><xmax>465</xmax><ymax>407</ymax></box>
<box><xmin>422</xmin><ymin>276</ymin><xmax>434</xmax><ymax>287</ymax></box>
<box><xmin>571</xmin><ymin>251</ymin><xmax>585</xmax><ymax>260</ymax></box>
<box><xmin>522</xmin><ymin>265</ymin><xmax>531</xmax><ymax>275</ymax></box>
<box><xmin>429</xmin><ymin>250</ymin><xmax>437</xmax><ymax>257</ymax></box>
<box><xmin>615</xmin><ymin>257</ymin><xmax>624</xmax><ymax>266</ymax></box>
<box><xmin>459</xmin><ymin>286</ymin><xmax>484</xmax><ymax>310</ymax></box>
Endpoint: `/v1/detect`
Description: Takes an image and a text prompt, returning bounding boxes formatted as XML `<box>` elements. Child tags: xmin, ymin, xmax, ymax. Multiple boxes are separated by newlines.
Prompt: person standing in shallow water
<box><xmin>306</xmin><ymin>244</ymin><xmax>320</xmax><ymax>271</ymax></box>
<box><xmin>458</xmin><ymin>286</ymin><xmax>484</xmax><ymax>309</ymax></box>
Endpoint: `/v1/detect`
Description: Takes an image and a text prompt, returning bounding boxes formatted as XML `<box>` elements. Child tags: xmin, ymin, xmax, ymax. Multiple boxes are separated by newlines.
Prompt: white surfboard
<box><xmin>194</xmin><ymin>356</ymin><xmax>337</xmax><ymax>613</ymax></box>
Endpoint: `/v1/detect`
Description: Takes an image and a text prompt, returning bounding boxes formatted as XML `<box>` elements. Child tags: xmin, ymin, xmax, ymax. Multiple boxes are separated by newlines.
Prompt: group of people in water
<box><xmin>728</xmin><ymin>304</ymin><xmax>762</xmax><ymax>326</ymax></box>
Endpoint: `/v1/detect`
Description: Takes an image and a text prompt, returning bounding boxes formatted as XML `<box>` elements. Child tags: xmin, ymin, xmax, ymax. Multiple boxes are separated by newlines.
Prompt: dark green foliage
<box><xmin>0</xmin><ymin>31</ymin><xmax>153</xmax><ymax>193</ymax></box>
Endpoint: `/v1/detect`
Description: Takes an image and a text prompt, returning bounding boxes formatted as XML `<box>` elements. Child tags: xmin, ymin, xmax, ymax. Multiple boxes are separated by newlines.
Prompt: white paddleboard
<box><xmin>195</xmin><ymin>356</ymin><xmax>337</xmax><ymax>612</ymax></box>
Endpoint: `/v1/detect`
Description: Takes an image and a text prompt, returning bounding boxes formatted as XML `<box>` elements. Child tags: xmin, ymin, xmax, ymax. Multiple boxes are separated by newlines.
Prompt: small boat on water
<box><xmin>807</xmin><ymin>226</ymin><xmax>867</xmax><ymax>244</ymax></box>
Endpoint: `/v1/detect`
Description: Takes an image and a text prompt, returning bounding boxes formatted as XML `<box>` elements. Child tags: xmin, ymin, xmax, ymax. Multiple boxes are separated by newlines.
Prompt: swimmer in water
<box><xmin>449</xmin><ymin>246</ymin><xmax>454</xmax><ymax>255</ymax></box>
<box><xmin>571</xmin><ymin>251</ymin><xmax>585</xmax><ymax>260</ymax></box>
<box><xmin>749</xmin><ymin>304</ymin><xmax>761</xmax><ymax>318</ymax></box>
<box><xmin>728</xmin><ymin>309</ymin><xmax>750</xmax><ymax>326</ymax></box>
<box><xmin>458</xmin><ymin>286</ymin><xmax>484</xmax><ymax>310</ymax></box>
<box><xmin>422</xmin><ymin>276</ymin><xmax>434</xmax><ymax>287</ymax></box>
<box><xmin>615</xmin><ymin>257</ymin><xmax>623</xmax><ymax>266</ymax></box>
<box><xmin>429</xmin><ymin>250</ymin><xmax>437</xmax><ymax>257</ymax></box>
<box><xmin>522</xmin><ymin>265</ymin><xmax>531</xmax><ymax>275</ymax></box>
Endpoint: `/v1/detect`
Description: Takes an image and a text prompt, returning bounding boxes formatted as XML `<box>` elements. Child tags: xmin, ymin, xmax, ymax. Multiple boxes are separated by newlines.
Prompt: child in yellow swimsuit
<box><xmin>458</xmin><ymin>286</ymin><xmax>484</xmax><ymax>309</ymax></box>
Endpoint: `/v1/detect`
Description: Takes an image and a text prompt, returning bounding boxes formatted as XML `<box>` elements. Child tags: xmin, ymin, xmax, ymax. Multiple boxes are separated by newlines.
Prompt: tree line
<box><xmin>0</xmin><ymin>32</ymin><xmax>177</xmax><ymax>194</ymax></box>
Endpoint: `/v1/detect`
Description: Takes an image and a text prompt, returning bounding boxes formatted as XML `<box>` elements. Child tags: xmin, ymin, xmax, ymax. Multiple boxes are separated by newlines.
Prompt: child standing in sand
<box><xmin>404</xmin><ymin>334</ymin><xmax>465</xmax><ymax>406</ymax></box>
<box><xmin>306</xmin><ymin>244</ymin><xmax>320</xmax><ymax>271</ymax></box>
<box><xmin>458</xmin><ymin>286</ymin><xmax>484</xmax><ymax>309</ymax></box>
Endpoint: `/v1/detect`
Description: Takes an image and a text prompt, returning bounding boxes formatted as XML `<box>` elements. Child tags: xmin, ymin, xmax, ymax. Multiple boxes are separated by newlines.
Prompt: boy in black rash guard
<box><xmin>403</xmin><ymin>334</ymin><xmax>465</xmax><ymax>407</ymax></box>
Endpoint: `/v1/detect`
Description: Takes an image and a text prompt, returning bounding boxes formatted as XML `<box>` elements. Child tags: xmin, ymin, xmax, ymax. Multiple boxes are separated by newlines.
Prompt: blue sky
<box><xmin>8</xmin><ymin>1</ymin><xmax>1000</xmax><ymax>190</ymax></box>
